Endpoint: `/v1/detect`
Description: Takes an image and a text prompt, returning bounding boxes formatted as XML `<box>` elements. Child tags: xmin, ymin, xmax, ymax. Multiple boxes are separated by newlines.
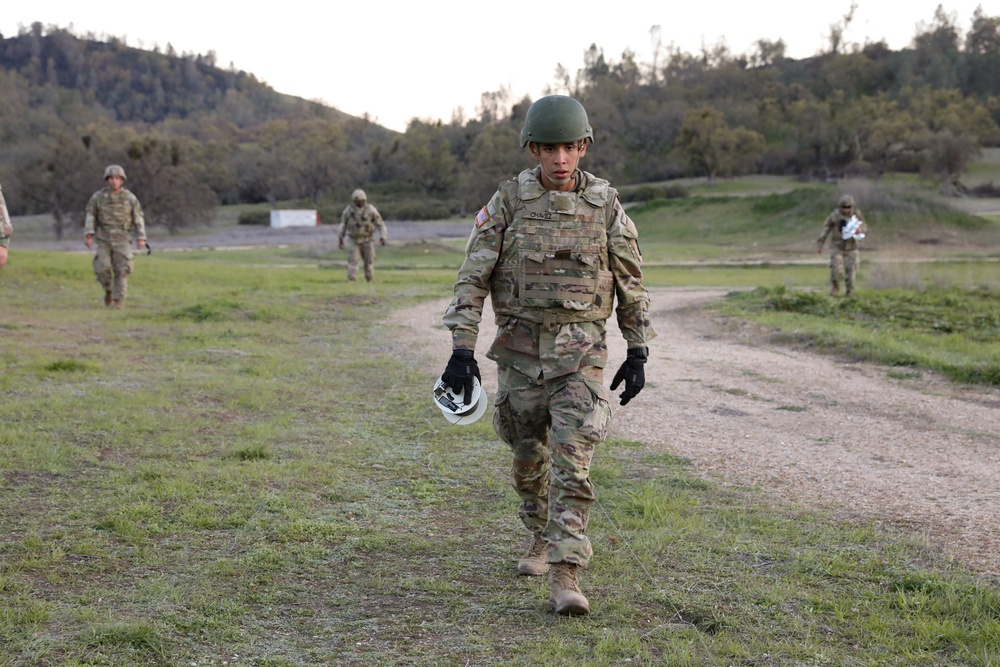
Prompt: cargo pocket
<box><xmin>492</xmin><ymin>387</ymin><xmax>514</xmax><ymax>447</ymax></box>
<box><xmin>580</xmin><ymin>377</ymin><xmax>612</xmax><ymax>445</ymax></box>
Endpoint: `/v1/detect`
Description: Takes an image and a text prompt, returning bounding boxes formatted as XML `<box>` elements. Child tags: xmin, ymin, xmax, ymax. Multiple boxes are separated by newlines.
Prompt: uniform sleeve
<box><xmin>84</xmin><ymin>192</ymin><xmax>99</xmax><ymax>236</ymax></box>
<box><xmin>441</xmin><ymin>190</ymin><xmax>508</xmax><ymax>351</ymax></box>
<box><xmin>0</xmin><ymin>186</ymin><xmax>12</xmax><ymax>249</ymax></box>
<box><xmin>372</xmin><ymin>206</ymin><xmax>387</xmax><ymax>241</ymax></box>
<box><xmin>606</xmin><ymin>196</ymin><xmax>656</xmax><ymax>348</ymax></box>
<box><xmin>338</xmin><ymin>206</ymin><xmax>349</xmax><ymax>241</ymax></box>
<box><xmin>817</xmin><ymin>211</ymin><xmax>836</xmax><ymax>245</ymax></box>
<box><xmin>131</xmin><ymin>194</ymin><xmax>146</xmax><ymax>241</ymax></box>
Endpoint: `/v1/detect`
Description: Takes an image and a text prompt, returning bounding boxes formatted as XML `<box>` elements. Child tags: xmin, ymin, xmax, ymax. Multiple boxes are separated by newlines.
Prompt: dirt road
<box><xmin>389</xmin><ymin>288</ymin><xmax>1000</xmax><ymax>578</ymax></box>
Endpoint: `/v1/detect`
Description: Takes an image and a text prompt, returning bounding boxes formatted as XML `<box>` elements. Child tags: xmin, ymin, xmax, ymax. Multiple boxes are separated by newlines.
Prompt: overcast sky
<box><xmin>1</xmin><ymin>1</ymin><xmax>991</xmax><ymax>131</ymax></box>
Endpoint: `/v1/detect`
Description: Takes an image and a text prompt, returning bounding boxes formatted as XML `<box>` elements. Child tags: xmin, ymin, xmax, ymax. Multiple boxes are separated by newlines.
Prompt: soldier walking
<box><xmin>440</xmin><ymin>95</ymin><xmax>656</xmax><ymax>615</ymax></box>
<box><xmin>817</xmin><ymin>194</ymin><xmax>867</xmax><ymax>296</ymax></box>
<box><xmin>84</xmin><ymin>165</ymin><xmax>146</xmax><ymax>309</ymax></box>
<box><xmin>338</xmin><ymin>188</ymin><xmax>387</xmax><ymax>282</ymax></box>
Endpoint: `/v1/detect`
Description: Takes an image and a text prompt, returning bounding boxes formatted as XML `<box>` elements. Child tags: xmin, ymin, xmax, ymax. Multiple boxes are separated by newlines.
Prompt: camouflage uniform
<box><xmin>817</xmin><ymin>204</ymin><xmax>866</xmax><ymax>295</ymax></box>
<box><xmin>84</xmin><ymin>185</ymin><xmax>146</xmax><ymax>303</ymax></box>
<box><xmin>338</xmin><ymin>201</ymin><xmax>387</xmax><ymax>282</ymax></box>
<box><xmin>0</xmin><ymin>184</ymin><xmax>11</xmax><ymax>250</ymax></box>
<box><xmin>443</xmin><ymin>165</ymin><xmax>656</xmax><ymax>566</ymax></box>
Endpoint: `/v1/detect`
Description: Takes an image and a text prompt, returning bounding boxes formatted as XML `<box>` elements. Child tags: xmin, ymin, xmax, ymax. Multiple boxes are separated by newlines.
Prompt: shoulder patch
<box><xmin>476</xmin><ymin>206</ymin><xmax>490</xmax><ymax>228</ymax></box>
<box><xmin>476</xmin><ymin>200</ymin><xmax>500</xmax><ymax>229</ymax></box>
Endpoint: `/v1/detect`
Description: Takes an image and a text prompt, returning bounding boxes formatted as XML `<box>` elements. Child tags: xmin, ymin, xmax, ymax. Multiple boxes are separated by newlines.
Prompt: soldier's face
<box><xmin>354</xmin><ymin>198</ymin><xmax>365</xmax><ymax>207</ymax></box>
<box><xmin>107</xmin><ymin>175</ymin><xmax>124</xmax><ymax>193</ymax></box>
<box><xmin>530</xmin><ymin>141</ymin><xmax>587</xmax><ymax>191</ymax></box>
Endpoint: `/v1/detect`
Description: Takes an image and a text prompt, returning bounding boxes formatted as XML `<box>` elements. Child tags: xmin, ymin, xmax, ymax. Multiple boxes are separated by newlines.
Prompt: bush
<box><xmin>380</xmin><ymin>200</ymin><xmax>456</xmax><ymax>221</ymax></box>
<box><xmin>238</xmin><ymin>210</ymin><xmax>270</xmax><ymax>225</ymax></box>
<box><xmin>969</xmin><ymin>181</ymin><xmax>1000</xmax><ymax>197</ymax></box>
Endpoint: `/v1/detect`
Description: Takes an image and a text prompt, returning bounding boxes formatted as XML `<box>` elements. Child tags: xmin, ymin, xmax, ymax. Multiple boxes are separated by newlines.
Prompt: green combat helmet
<box><xmin>839</xmin><ymin>194</ymin><xmax>855</xmax><ymax>209</ymax></box>
<box><xmin>520</xmin><ymin>95</ymin><xmax>594</xmax><ymax>148</ymax></box>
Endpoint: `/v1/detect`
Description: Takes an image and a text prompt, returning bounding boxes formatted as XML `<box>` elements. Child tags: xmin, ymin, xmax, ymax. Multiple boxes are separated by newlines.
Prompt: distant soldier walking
<box><xmin>0</xmin><ymin>183</ymin><xmax>12</xmax><ymax>270</ymax></box>
<box><xmin>84</xmin><ymin>165</ymin><xmax>146</xmax><ymax>309</ymax></box>
<box><xmin>338</xmin><ymin>188</ymin><xmax>387</xmax><ymax>282</ymax></box>
<box><xmin>817</xmin><ymin>194</ymin><xmax>867</xmax><ymax>296</ymax></box>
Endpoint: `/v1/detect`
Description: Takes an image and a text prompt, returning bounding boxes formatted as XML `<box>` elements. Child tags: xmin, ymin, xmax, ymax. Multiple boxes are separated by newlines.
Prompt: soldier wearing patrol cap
<box><xmin>84</xmin><ymin>165</ymin><xmax>146</xmax><ymax>309</ymax></box>
<box><xmin>338</xmin><ymin>188</ymin><xmax>388</xmax><ymax>282</ymax></box>
<box><xmin>817</xmin><ymin>193</ymin><xmax>867</xmax><ymax>296</ymax></box>
<box><xmin>0</xmin><ymin>183</ymin><xmax>12</xmax><ymax>270</ymax></box>
<box><xmin>440</xmin><ymin>95</ymin><xmax>657</xmax><ymax>616</ymax></box>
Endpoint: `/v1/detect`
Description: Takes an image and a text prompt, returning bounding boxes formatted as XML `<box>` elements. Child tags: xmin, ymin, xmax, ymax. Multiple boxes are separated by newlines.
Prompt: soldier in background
<box><xmin>0</xmin><ymin>183</ymin><xmax>12</xmax><ymax>269</ymax></box>
<box><xmin>338</xmin><ymin>188</ymin><xmax>387</xmax><ymax>282</ymax></box>
<box><xmin>817</xmin><ymin>194</ymin><xmax>867</xmax><ymax>296</ymax></box>
<box><xmin>84</xmin><ymin>165</ymin><xmax>146</xmax><ymax>309</ymax></box>
<box><xmin>440</xmin><ymin>95</ymin><xmax>656</xmax><ymax>616</ymax></box>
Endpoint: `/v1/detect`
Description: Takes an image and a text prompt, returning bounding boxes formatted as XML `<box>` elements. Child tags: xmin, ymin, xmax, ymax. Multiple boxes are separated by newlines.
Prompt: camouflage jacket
<box><xmin>818</xmin><ymin>207</ymin><xmax>866</xmax><ymax>252</ymax></box>
<box><xmin>339</xmin><ymin>203</ymin><xmax>387</xmax><ymax>242</ymax></box>
<box><xmin>443</xmin><ymin>166</ymin><xmax>656</xmax><ymax>379</ymax></box>
<box><xmin>0</xmin><ymin>184</ymin><xmax>11</xmax><ymax>249</ymax></box>
<box><xmin>84</xmin><ymin>187</ymin><xmax>146</xmax><ymax>241</ymax></box>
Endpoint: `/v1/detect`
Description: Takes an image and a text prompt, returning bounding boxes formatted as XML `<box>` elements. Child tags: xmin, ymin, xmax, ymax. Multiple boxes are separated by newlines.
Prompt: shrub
<box><xmin>237</xmin><ymin>210</ymin><xmax>270</xmax><ymax>226</ymax></box>
<box><xmin>969</xmin><ymin>181</ymin><xmax>1000</xmax><ymax>197</ymax></box>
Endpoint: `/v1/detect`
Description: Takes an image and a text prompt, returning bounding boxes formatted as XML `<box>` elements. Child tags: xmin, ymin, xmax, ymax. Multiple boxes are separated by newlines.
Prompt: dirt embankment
<box><xmin>389</xmin><ymin>288</ymin><xmax>1000</xmax><ymax>579</ymax></box>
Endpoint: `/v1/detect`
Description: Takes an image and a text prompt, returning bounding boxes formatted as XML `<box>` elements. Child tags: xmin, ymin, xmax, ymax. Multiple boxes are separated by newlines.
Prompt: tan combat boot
<box><xmin>549</xmin><ymin>563</ymin><xmax>589</xmax><ymax>616</ymax></box>
<box><xmin>517</xmin><ymin>534</ymin><xmax>549</xmax><ymax>576</ymax></box>
<box><xmin>112</xmin><ymin>298</ymin><xmax>124</xmax><ymax>310</ymax></box>
<box><xmin>104</xmin><ymin>290</ymin><xmax>113</xmax><ymax>306</ymax></box>
<box><xmin>829</xmin><ymin>282</ymin><xmax>840</xmax><ymax>296</ymax></box>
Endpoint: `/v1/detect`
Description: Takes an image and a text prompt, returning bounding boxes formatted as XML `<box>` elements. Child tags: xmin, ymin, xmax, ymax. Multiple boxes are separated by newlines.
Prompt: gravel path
<box><xmin>389</xmin><ymin>288</ymin><xmax>1000</xmax><ymax>579</ymax></box>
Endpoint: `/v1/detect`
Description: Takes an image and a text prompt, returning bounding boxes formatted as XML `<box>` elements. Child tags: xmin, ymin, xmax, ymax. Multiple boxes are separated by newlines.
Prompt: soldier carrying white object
<box><xmin>817</xmin><ymin>193</ymin><xmax>867</xmax><ymax>297</ymax></box>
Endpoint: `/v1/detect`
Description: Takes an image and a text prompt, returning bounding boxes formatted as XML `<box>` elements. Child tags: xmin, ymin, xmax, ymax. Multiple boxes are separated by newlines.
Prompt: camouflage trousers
<box><xmin>829</xmin><ymin>248</ymin><xmax>860</xmax><ymax>291</ymax></box>
<box><xmin>345</xmin><ymin>237</ymin><xmax>376</xmax><ymax>282</ymax></box>
<box><xmin>93</xmin><ymin>236</ymin><xmax>134</xmax><ymax>302</ymax></box>
<box><xmin>493</xmin><ymin>363</ymin><xmax>611</xmax><ymax>567</ymax></box>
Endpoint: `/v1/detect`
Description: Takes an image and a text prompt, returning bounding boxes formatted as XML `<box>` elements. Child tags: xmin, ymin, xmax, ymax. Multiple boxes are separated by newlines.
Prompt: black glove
<box><xmin>441</xmin><ymin>350</ymin><xmax>481</xmax><ymax>405</ymax></box>
<box><xmin>610</xmin><ymin>347</ymin><xmax>647</xmax><ymax>406</ymax></box>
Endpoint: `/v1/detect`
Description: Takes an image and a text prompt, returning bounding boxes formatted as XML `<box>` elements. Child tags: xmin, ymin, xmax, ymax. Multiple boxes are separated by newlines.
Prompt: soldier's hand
<box><xmin>84</xmin><ymin>234</ymin><xmax>94</xmax><ymax>249</ymax></box>
<box><xmin>0</xmin><ymin>247</ymin><xmax>8</xmax><ymax>270</ymax></box>
<box><xmin>137</xmin><ymin>239</ymin><xmax>146</xmax><ymax>250</ymax></box>
<box><xmin>338</xmin><ymin>239</ymin><xmax>345</xmax><ymax>250</ymax></box>
<box><xmin>610</xmin><ymin>347</ymin><xmax>648</xmax><ymax>406</ymax></box>
<box><xmin>441</xmin><ymin>350</ymin><xmax>481</xmax><ymax>405</ymax></box>
<box><xmin>380</xmin><ymin>237</ymin><xmax>386</xmax><ymax>246</ymax></box>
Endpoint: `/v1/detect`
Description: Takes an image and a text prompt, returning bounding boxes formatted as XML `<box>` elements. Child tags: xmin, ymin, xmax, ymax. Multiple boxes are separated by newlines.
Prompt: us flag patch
<box><xmin>476</xmin><ymin>206</ymin><xmax>490</xmax><ymax>228</ymax></box>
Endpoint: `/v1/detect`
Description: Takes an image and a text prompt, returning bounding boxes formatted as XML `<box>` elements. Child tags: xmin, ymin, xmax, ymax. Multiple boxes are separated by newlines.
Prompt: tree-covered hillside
<box><xmin>1</xmin><ymin>8</ymin><xmax>998</xmax><ymax>239</ymax></box>
<box><xmin>0</xmin><ymin>22</ymin><xmax>356</xmax><ymax>126</ymax></box>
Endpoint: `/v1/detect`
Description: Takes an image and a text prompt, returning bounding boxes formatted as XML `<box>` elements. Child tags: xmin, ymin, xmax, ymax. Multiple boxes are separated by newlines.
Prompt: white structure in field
<box><xmin>270</xmin><ymin>210</ymin><xmax>319</xmax><ymax>228</ymax></box>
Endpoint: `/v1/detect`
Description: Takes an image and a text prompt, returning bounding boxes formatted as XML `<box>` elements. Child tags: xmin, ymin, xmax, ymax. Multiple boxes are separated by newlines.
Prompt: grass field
<box><xmin>3</xmin><ymin>170</ymin><xmax>1000</xmax><ymax>664</ymax></box>
<box><xmin>2</xmin><ymin>240</ymin><xmax>999</xmax><ymax>665</ymax></box>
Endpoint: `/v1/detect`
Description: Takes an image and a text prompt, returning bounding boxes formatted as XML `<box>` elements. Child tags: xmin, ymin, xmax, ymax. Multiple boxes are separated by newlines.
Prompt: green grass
<box><xmin>2</xmin><ymin>248</ymin><xmax>1000</xmax><ymax>665</ymax></box>
<box><xmin>721</xmin><ymin>285</ymin><xmax>1000</xmax><ymax>386</ymax></box>
<box><xmin>629</xmin><ymin>180</ymin><xmax>1000</xmax><ymax>263</ymax></box>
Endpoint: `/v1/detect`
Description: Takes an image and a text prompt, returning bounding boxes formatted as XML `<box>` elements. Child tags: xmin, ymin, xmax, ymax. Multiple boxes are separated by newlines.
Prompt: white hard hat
<box><xmin>433</xmin><ymin>376</ymin><xmax>488</xmax><ymax>425</ymax></box>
